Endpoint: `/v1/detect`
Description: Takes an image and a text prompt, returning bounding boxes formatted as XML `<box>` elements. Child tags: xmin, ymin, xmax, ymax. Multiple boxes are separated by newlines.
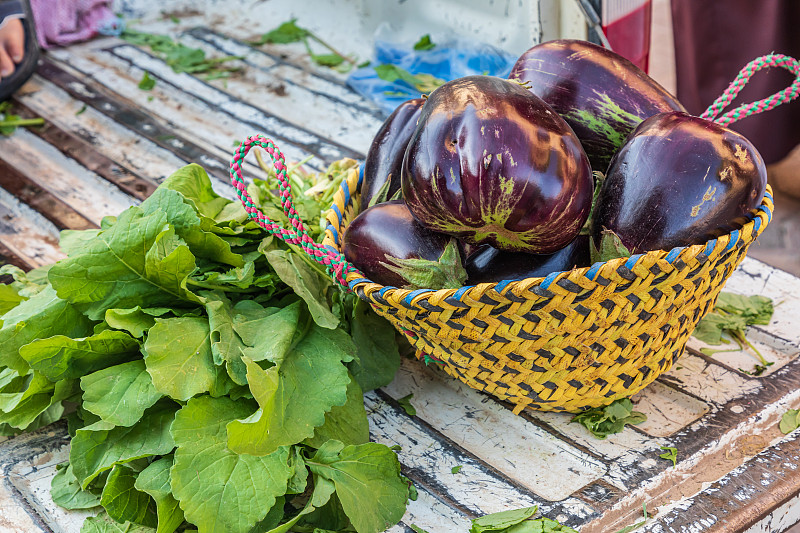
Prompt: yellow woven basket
<box><xmin>322</xmin><ymin>174</ymin><xmax>774</xmax><ymax>413</ymax></box>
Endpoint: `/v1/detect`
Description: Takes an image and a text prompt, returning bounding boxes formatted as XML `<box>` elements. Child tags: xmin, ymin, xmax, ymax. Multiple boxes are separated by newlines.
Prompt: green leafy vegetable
<box><xmin>570</xmin><ymin>398</ymin><xmax>646</xmax><ymax>439</ymax></box>
<box><xmin>122</xmin><ymin>30</ymin><xmax>242</xmax><ymax>79</ymax></box>
<box><xmin>0</xmin><ymin>156</ymin><xmax>406</xmax><ymax>532</ymax></box>
<box><xmin>307</xmin><ymin>441</ymin><xmax>408</xmax><ymax>533</ymax></box>
<box><xmin>451</xmin><ymin>465</ymin><xmax>463</xmax><ymax>474</ymax></box>
<box><xmin>170</xmin><ymin>396</ymin><xmax>291</xmax><ymax>533</ymax></box>
<box><xmin>659</xmin><ymin>446</ymin><xmax>678</xmax><ymax>467</ymax></box>
<box><xmin>253</xmin><ymin>18</ymin><xmax>309</xmax><ymax>44</ymax></box>
<box><xmin>780</xmin><ymin>409</ymin><xmax>800</xmax><ymax>434</ymax></box>
<box><xmin>470</xmin><ymin>505</ymin><xmax>579</xmax><ymax>532</ymax></box>
<box><xmin>252</xmin><ymin>18</ymin><xmax>357</xmax><ymax>72</ymax></box>
<box><xmin>138</xmin><ymin>72</ymin><xmax>156</xmax><ymax>90</ymax></box>
<box><xmin>374</xmin><ymin>64</ymin><xmax>446</xmax><ymax>93</ymax></box>
<box><xmin>413</xmin><ymin>34</ymin><xmax>436</xmax><ymax>51</ymax></box>
<box><xmin>0</xmin><ymin>101</ymin><xmax>45</xmax><ymax>135</ymax></box>
<box><xmin>397</xmin><ymin>393</ymin><xmax>417</xmax><ymax>416</ymax></box>
<box><xmin>692</xmin><ymin>292</ymin><xmax>774</xmax><ymax>375</ymax></box>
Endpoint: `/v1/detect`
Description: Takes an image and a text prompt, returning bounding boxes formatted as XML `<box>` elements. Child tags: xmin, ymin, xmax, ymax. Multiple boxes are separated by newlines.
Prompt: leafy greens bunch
<box><xmin>0</xmin><ymin>160</ymin><xmax>408</xmax><ymax>533</ymax></box>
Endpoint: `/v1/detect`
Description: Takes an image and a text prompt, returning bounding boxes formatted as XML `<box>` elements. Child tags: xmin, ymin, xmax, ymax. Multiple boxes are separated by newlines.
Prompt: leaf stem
<box><xmin>306</xmin><ymin>33</ymin><xmax>356</xmax><ymax>65</ymax></box>
<box><xmin>185</xmin><ymin>279</ymin><xmax>259</xmax><ymax>293</ymax></box>
<box><xmin>0</xmin><ymin>118</ymin><xmax>45</xmax><ymax>128</ymax></box>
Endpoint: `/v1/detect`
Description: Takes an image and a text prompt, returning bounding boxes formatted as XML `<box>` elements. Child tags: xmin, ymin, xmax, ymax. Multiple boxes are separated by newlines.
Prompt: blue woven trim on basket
<box><xmin>358</xmin><ymin>163</ymin><xmax>364</xmax><ymax>189</ymax></box>
<box><xmin>752</xmin><ymin>216</ymin><xmax>762</xmax><ymax>235</ymax></box>
<box><xmin>540</xmin><ymin>271</ymin><xmax>560</xmax><ymax>290</ymax></box>
<box><xmin>765</xmin><ymin>190</ymin><xmax>774</xmax><ymax>202</ymax></box>
<box><xmin>348</xmin><ymin>277</ymin><xmax>373</xmax><ymax>290</ymax></box>
<box><xmin>341</xmin><ymin>180</ymin><xmax>351</xmax><ymax>207</ymax></box>
<box><xmin>665</xmin><ymin>247</ymin><xmax>684</xmax><ymax>263</ymax></box>
<box><xmin>585</xmin><ymin>262</ymin><xmax>603</xmax><ymax>280</ymax></box>
<box><xmin>453</xmin><ymin>285</ymin><xmax>472</xmax><ymax>301</ymax></box>
<box><xmin>625</xmin><ymin>254</ymin><xmax>644</xmax><ymax>271</ymax></box>
<box><xmin>494</xmin><ymin>279</ymin><xmax>515</xmax><ymax>294</ymax></box>
<box><xmin>759</xmin><ymin>204</ymin><xmax>772</xmax><ymax>223</ymax></box>
<box><xmin>331</xmin><ymin>203</ymin><xmax>343</xmax><ymax>223</ymax></box>
<box><xmin>324</xmin><ymin>244</ymin><xmax>339</xmax><ymax>254</ymax></box>
<box><xmin>704</xmin><ymin>238</ymin><xmax>718</xmax><ymax>255</ymax></box>
<box><xmin>326</xmin><ymin>224</ymin><xmax>339</xmax><ymax>245</ymax></box>
<box><xmin>725</xmin><ymin>230</ymin><xmax>740</xmax><ymax>251</ymax></box>
<box><xmin>404</xmin><ymin>289</ymin><xmax>432</xmax><ymax>306</ymax></box>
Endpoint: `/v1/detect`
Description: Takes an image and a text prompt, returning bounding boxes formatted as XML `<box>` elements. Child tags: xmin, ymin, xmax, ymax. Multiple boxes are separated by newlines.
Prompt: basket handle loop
<box><xmin>701</xmin><ymin>54</ymin><xmax>800</xmax><ymax>126</ymax></box>
<box><xmin>229</xmin><ymin>134</ymin><xmax>357</xmax><ymax>288</ymax></box>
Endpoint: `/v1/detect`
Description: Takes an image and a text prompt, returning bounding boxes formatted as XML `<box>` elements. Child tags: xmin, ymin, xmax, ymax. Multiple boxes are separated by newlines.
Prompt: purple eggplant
<box><xmin>402</xmin><ymin>75</ymin><xmax>593</xmax><ymax>254</ymax></box>
<box><xmin>359</xmin><ymin>98</ymin><xmax>425</xmax><ymax>211</ymax></box>
<box><xmin>509</xmin><ymin>39</ymin><xmax>686</xmax><ymax>173</ymax></box>
<box><xmin>342</xmin><ymin>200</ymin><xmax>459</xmax><ymax>287</ymax></box>
<box><xmin>465</xmin><ymin>235</ymin><xmax>591</xmax><ymax>284</ymax></box>
<box><xmin>592</xmin><ymin>111</ymin><xmax>767</xmax><ymax>254</ymax></box>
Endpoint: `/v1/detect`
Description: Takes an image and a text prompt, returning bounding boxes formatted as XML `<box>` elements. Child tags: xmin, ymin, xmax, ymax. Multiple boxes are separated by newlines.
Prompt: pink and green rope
<box><xmin>228</xmin><ymin>135</ymin><xmax>359</xmax><ymax>287</ymax></box>
<box><xmin>701</xmin><ymin>54</ymin><xmax>800</xmax><ymax>126</ymax></box>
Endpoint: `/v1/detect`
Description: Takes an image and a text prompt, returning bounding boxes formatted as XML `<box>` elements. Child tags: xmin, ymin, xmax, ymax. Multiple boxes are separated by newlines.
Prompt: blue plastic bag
<box><xmin>347</xmin><ymin>29</ymin><xmax>518</xmax><ymax>116</ymax></box>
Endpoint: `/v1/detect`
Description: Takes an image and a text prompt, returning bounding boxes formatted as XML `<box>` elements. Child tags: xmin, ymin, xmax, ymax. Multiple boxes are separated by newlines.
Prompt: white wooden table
<box><xmin>2</xmin><ymin>3</ymin><xmax>800</xmax><ymax>532</ymax></box>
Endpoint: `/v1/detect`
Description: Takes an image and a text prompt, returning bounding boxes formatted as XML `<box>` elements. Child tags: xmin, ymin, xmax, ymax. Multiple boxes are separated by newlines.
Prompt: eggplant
<box><xmin>465</xmin><ymin>235</ymin><xmax>591</xmax><ymax>284</ymax></box>
<box><xmin>509</xmin><ymin>39</ymin><xmax>686</xmax><ymax>173</ymax></box>
<box><xmin>402</xmin><ymin>75</ymin><xmax>593</xmax><ymax>254</ymax></box>
<box><xmin>592</xmin><ymin>111</ymin><xmax>767</xmax><ymax>254</ymax></box>
<box><xmin>359</xmin><ymin>98</ymin><xmax>425</xmax><ymax>211</ymax></box>
<box><xmin>342</xmin><ymin>200</ymin><xmax>458</xmax><ymax>287</ymax></box>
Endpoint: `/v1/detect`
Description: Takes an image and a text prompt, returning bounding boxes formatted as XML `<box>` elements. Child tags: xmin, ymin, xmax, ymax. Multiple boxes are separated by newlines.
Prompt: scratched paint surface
<box><xmin>2</xmin><ymin>7</ymin><xmax>800</xmax><ymax>532</ymax></box>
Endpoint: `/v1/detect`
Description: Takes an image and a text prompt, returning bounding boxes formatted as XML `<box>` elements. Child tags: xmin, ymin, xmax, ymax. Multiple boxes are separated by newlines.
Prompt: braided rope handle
<box><xmin>701</xmin><ymin>54</ymin><xmax>800</xmax><ymax>126</ymax></box>
<box><xmin>229</xmin><ymin>135</ymin><xmax>358</xmax><ymax>287</ymax></box>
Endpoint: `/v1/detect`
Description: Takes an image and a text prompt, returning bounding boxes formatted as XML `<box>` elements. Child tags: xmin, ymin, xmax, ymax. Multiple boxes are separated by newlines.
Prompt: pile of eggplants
<box><xmin>343</xmin><ymin>39</ymin><xmax>767</xmax><ymax>289</ymax></box>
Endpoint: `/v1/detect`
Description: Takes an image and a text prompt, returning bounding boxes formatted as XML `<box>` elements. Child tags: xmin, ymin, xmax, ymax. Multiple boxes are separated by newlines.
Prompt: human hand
<box><xmin>0</xmin><ymin>17</ymin><xmax>24</xmax><ymax>80</ymax></box>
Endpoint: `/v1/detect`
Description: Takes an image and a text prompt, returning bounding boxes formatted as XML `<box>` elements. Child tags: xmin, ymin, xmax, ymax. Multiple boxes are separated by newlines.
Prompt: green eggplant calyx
<box><xmin>380</xmin><ymin>239</ymin><xmax>467</xmax><ymax>290</ymax></box>
<box><xmin>591</xmin><ymin>228</ymin><xmax>631</xmax><ymax>264</ymax></box>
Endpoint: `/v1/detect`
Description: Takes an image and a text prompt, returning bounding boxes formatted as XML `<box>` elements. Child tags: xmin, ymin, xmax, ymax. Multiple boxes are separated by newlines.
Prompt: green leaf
<box><xmin>142</xmin><ymin>317</ymin><xmax>220</xmax><ymax>401</ymax></box>
<box><xmin>203</xmin><ymin>292</ymin><xmax>250</xmax><ymax>385</ymax></box>
<box><xmin>714</xmin><ymin>293</ymin><xmax>774</xmax><ymax>325</ymax></box>
<box><xmin>51</xmin><ymin>462</ymin><xmax>102</xmax><ymax>510</ymax></box>
<box><xmin>81</xmin><ymin>360</ymin><xmax>163</xmax><ymax>427</ymax></box>
<box><xmin>470</xmin><ymin>506</ymin><xmax>538</xmax><ymax>533</ymax></box>
<box><xmin>20</xmin><ymin>329</ymin><xmax>140</xmax><ymax>381</ymax></box>
<box><xmin>0</xmin><ymin>375</ymin><xmax>77</xmax><ymax>430</ymax></box>
<box><xmin>101</xmin><ymin>464</ymin><xmax>158</xmax><ymax>527</ymax></box>
<box><xmin>413</xmin><ymin>34</ymin><xmax>435</xmax><ymax>51</ymax></box>
<box><xmin>226</xmin><ymin>324</ymin><xmax>354</xmax><ymax>455</ymax></box>
<box><xmin>348</xmin><ymin>299</ymin><xmax>401</xmax><ymax>392</ymax></box>
<box><xmin>263</xmin><ymin>249</ymin><xmax>339</xmax><ymax>329</ymax></box>
<box><xmin>397</xmin><ymin>393</ymin><xmax>417</xmax><ymax>416</ymax></box>
<box><xmin>780</xmin><ymin>409</ymin><xmax>800</xmax><ymax>434</ymax></box>
<box><xmin>170</xmin><ymin>395</ymin><xmax>292</xmax><ymax>533</ymax></box>
<box><xmin>286</xmin><ymin>446</ymin><xmax>309</xmax><ymax>495</ymax></box>
<box><xmin>48</xmin><ymin>206</ymin><xmax>201</xmax><ymax>320</ymax></box>
<box><xmin>373</xmin><ymin>64</ymin><xmax>445</xmax><ymax>93</ymax></box>
<box><xmin>307</xmin><ymin>441</ymin><xmax>407</xmax><ymax>533</ymax></box>
<box><xmin>138</xmin><ymin>72</ymin><xmax>156</xmax><ymax>90</ymax></box>
<box><xmin>303</xmin><ymin>374</ymin><xmax>369</xmax><ymax>448</ymax></box>
<box><xmin>231</xmin><ymin>299</ymin><xmax>302</xmax><ymax>364</ymax></box>
<box><xmin>659</xmin><ymin>446</ymin><xmax>678</xmax><ymax>467</ymax></box>
<box><xmin>265</xmin><ymin>476</ymin><xmax>336</xmax><ymax>533</ymax></box>
<box><xmin>310</xmin><ymin>53</ymin><xmax>345</xmax><ymax>67</ymax></box>
<box><xmin>155</xmin><ymin>165</ymin><xmax>231</xmax><ymax>220</ymax></box>
<box><xmin>590</xmin><ymin>228</ymin><xmax>631</xmax><ymax>263</ymax></box>
<box><xmin>70</xmin><ymin>400</ymin><xmax>177</xmax><ymax>488</ymax></box>
<box><xmin>80</xmin><ymin>512</ymin><xmax>156</xmax><ymax>533</ymax></box>
<box><xmin>381</xmin><ymin>238</ymin><xmax>467</xmax><ymax>290</ymax></box>
<box><xmin>0</xmin><ymin>286</ymin><xmax>94</xmax><ymax>373</ymax></box>
<box><xmin>134</xmin><ymin>457</ymin><xmax>185</xmax><ymax>533</ymax></box>
<box><xmin>692</xmin><ymin>313</ymin><xmax>746</xmax><ymax>345</ymax></box>
<box><xmin>410</xmin><ymin>526</ymin><xmax>431</xmax><ymax>533</ymax></box>
<box><xmin>0</xmin><ymin>282</ymin><xmax>26</xmax><ymax>316</ymax></box>
<box><xmin>451</xmin><ymin>465</ymin><xmax>463</xmax><ymax>474</ymax></box>
<box><xmin>104</xmin><ymin>307</ymin><xmax>171</xmax><ymax>338</ymax></box>
<box><xmin>255</xmin><ymin>18</ymin><xmax>309</xmax><ymax>44</ymax></box>
<box><xmin>570</xmin><ymin>398</ymin><xmax>646</xmax><ymax>439</ymax></box>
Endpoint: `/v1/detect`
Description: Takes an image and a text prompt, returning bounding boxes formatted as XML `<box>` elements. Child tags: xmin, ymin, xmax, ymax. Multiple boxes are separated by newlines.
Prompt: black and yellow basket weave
<box><xmin>322</xmin><ymin>169</ymin><xmax>774</xmax><ymax>413</ymax></box>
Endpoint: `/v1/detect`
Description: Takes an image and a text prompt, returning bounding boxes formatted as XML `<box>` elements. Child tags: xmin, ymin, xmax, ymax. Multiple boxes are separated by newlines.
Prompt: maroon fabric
<box><xmin>671</xmin><ymin>0</ymin><xmax>800</xmax><ymax>164</ymax></box>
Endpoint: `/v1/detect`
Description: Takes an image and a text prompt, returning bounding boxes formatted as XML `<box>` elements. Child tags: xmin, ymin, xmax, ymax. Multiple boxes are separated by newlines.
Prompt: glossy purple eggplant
<box><xmin>592</xmin><ymin>111</ymin><xmax>767</xmax><ymax>254</ymax></box>
<box><xmin>359</xmin><ymin>98</ymin><xmax>425</xmax><ymax>211</ymax></box>
<box><xmin>402</xmin><ymin>75</ymin><xmax>593</xmax><ymax>254</ymax></box>
<box><xmin>342</xmin><ymin>200</ymin><xmax>453</xmax><ymax>287</ymax></box>
<box><xmin>465</xmin><ymin>235</ymin><xmax>591</xmax><ymax>284</ymax></box>
<box><xmin>509</xmin><ymin>39</ymin><xmax>686</xmax><ymax>173</ymax></box>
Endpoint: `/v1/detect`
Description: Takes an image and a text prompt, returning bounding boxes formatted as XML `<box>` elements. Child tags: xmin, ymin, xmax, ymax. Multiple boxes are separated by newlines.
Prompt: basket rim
<box><xmin>322</xmin><ymin>171</ymin><xmax>774</xmax><ymax>303</ymax></box>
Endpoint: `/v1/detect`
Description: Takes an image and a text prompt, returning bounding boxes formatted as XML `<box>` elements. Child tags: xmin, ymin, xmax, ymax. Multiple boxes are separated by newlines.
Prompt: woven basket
<box><xmin>322</xmin><ymin>175</ymin><xmax>774</xmax><ymax>413</ymax></box>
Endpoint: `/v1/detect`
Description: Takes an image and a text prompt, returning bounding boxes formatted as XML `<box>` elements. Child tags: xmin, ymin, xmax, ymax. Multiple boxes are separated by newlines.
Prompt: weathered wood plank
<box><xmin>10</xmin><ymin>100</ymin><xmax>158</xmax><ymax>200</ymax></box>
<box><xmin>0</xmin><ymin>179</ymin><xmax>66</xmax><ymax>268</ymax></box>
<box><xmin>380</xmin><ymin>359</ymin><xmax>608</xmax><ymax>501</ymax></box>
<box><xmin>0</xmin><ymin>129</ymin><xmax>137</xmax><ymax>224</ymax></box>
